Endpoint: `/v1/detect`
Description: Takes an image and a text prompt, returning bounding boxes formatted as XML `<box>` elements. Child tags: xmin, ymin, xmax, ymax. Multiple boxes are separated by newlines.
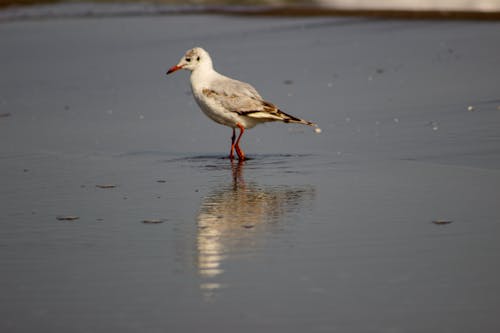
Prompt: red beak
<box><xmin>166</xmin><ymin>65</ymin><xmax>183</xmax><ymax>75</ymax></box>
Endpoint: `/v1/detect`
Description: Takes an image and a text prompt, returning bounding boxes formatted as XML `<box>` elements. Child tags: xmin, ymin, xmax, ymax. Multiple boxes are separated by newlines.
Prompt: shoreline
<box><xmin>1</xmin><ymin>2</ymin><xmax>500</xmax><ymax>22</ymax></box>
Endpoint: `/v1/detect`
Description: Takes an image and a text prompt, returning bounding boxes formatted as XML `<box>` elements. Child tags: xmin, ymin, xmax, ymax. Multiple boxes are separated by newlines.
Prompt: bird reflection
<box><xmin>196</xmin><ymin>160</ymin><xmax>315</xmax><ymax>300</ymax></box>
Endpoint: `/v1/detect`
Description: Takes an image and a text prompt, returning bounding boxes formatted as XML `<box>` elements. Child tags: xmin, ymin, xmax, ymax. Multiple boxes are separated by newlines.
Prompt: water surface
<box><xmin>1</xmin><ymin>13</ymin><xmax>500</xmax><ymax>333</ymax></box>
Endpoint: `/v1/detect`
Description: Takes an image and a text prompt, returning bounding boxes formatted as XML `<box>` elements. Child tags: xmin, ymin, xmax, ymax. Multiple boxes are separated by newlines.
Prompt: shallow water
<box><xmin>1</xmin><ymin>13</ymin><xmax>500</xmax><ymax>333</ymax></box>
<box><xmin>2</xmin><ymin>150</ymin><xmax>500</xmax><ymax>332</ymax></box>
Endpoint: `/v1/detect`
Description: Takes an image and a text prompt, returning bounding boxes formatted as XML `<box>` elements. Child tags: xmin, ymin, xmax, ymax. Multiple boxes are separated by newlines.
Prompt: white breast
<box><xmin>190</xmin><ymin>70</ymin><xmax>242</xmax><ymax>128</ymax></box>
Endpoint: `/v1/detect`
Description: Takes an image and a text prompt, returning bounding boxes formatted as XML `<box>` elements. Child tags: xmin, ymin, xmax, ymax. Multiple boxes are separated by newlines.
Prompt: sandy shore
<box><xmin>1</xmin><ymin>9</ymin><xmax>500</xmax><ymax>333</ymax></box>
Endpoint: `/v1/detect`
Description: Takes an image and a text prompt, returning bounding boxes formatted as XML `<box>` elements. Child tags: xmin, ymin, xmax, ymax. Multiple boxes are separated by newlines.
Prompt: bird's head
<box><xmin>166</xmin><ymin>47</ymin><xmax>212</xmax><ymax>75</ymax></box>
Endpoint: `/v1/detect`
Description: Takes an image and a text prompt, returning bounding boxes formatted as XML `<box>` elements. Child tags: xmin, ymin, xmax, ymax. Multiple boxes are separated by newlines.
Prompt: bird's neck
<box><xmin>190</xmin><ymin>63</ymin><xmax>218</xmax><ymax>90</ymax></box>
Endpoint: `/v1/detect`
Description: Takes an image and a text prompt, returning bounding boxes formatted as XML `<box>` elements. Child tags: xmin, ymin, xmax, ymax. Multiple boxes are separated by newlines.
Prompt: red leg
<box><xmin>235</xmin><ymin>123</ymin><xmax>245</xmax><ymax>161</ymax></box>
<box><xmin>229</xmin><ymin>128</ymin><xmax>236</xmax><ymax>159</ymax></box>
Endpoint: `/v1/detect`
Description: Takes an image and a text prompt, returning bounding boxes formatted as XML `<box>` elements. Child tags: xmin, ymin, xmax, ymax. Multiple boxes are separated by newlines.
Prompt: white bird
<box><xmin>166</xmin><ymin>47</ymin><xmax>320</xmax><ymax>161</ymax></box>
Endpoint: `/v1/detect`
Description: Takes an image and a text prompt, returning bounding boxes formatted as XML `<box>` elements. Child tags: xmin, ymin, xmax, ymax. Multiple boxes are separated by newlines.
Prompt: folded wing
<box><xmin>203</xmin><ymin>77</ymin><xmax>316</xmax><ymax>126</ymax></box>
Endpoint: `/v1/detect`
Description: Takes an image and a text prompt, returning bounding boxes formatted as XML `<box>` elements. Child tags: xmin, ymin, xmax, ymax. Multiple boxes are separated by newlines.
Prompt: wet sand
<box><xmin>1</xmin><ymin>11</ymin><xmax>500</xmax><ymax>333</ymax></box>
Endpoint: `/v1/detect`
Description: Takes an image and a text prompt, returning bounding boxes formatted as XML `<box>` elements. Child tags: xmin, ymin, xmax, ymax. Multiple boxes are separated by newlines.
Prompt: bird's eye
<box><xmin>197</xmin><ymin>56</ymin><xmax>200</xmax><ymax>61</ymax></box>
<box><xmin>186</xmin><ymin>57</ymin><xmax>191</xmax><ymax>62</ymax></box>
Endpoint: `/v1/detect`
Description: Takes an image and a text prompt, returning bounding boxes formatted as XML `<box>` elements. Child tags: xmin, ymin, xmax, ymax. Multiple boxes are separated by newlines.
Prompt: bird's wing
<box><xmin>203</xmin><ymin>77</ymin><xmax>288</xmax><ymax>121</ymax></box>
<box><xmin>203</xmin><ymin>76</ymin><xmax>316</xmax><ymax>126</ymax></box>
<box><xmin>214</xmin><ymin>76</ymin><xmax>263</xmax><ymax>100</ymax></box>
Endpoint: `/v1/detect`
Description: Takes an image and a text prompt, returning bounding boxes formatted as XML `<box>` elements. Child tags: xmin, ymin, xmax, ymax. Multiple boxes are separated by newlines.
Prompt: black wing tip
<box><xmin>278</xmin><ymin>109</ymin><xmax>321</xmax><ymax>133</ymax></box>
<box><xmin>279</xmin><ymin>109</ymin><xmax>317</xmax><ymax>126</ymax></box>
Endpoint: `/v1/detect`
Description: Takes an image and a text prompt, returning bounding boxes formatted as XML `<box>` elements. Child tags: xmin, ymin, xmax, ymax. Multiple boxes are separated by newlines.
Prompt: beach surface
<box><xmin>1</xmin><ymin>9</ymin><xmax>500</xmax><ymax>332</ymax></box>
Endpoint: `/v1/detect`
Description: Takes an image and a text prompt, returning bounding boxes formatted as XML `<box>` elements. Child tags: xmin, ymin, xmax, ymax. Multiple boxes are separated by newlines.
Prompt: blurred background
<box><xmin>0</xmin><ymin>0</ymin><xmax>500</xmax><ymax>12</ymax></box>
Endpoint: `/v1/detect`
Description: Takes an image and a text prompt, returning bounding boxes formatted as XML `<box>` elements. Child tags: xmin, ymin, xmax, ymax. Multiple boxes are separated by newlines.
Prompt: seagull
<box><xmin>166</xmin><ymin>47</ymin><xmax>320</xmax><ymax>161</ymax></box>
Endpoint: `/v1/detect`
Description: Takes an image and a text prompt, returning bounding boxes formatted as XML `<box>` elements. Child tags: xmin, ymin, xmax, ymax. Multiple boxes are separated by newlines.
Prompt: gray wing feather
<box><xmin>203</xmin><ymin>77</ymin><xmax>267</xmax><ymax>113</ymax></box>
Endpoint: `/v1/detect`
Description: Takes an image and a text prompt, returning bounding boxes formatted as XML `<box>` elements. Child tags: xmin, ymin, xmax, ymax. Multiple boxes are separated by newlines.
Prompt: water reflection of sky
<box><xmin>196</xmin><ymin>161</ymin><xmax>315</xmax><ymax>300</ymax></box>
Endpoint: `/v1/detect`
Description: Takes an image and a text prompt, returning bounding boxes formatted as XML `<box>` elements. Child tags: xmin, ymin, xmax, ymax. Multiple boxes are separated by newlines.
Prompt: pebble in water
<box><xmin>142</xmin><ymin>219</ymin><xmax>166</xmax><ymax>224</ymax></box>
<box><xmin>432</xmin><ymin>220</ymin><xmax>453</xmax><ymax>225</ymax></box>
<box><xmin>428</xmin><ymin>121</ymin><xmax>439</xmax><ymax>131</ymax></box>
<box><xmin>96</xmin><ymin>184</ymin><xmax>117</xmax><ymax>189</ymax></box>
<box><xmin>57</xmin><ymin>215</ymin><xmax>79</xmax><ymax>221</ymax></box>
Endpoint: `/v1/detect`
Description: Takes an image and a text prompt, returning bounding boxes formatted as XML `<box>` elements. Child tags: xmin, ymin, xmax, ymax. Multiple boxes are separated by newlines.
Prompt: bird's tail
<box><xmin>278</xmin><ymin>109</ymin><xmax>322</xmax><ymax>133</ymax></box>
